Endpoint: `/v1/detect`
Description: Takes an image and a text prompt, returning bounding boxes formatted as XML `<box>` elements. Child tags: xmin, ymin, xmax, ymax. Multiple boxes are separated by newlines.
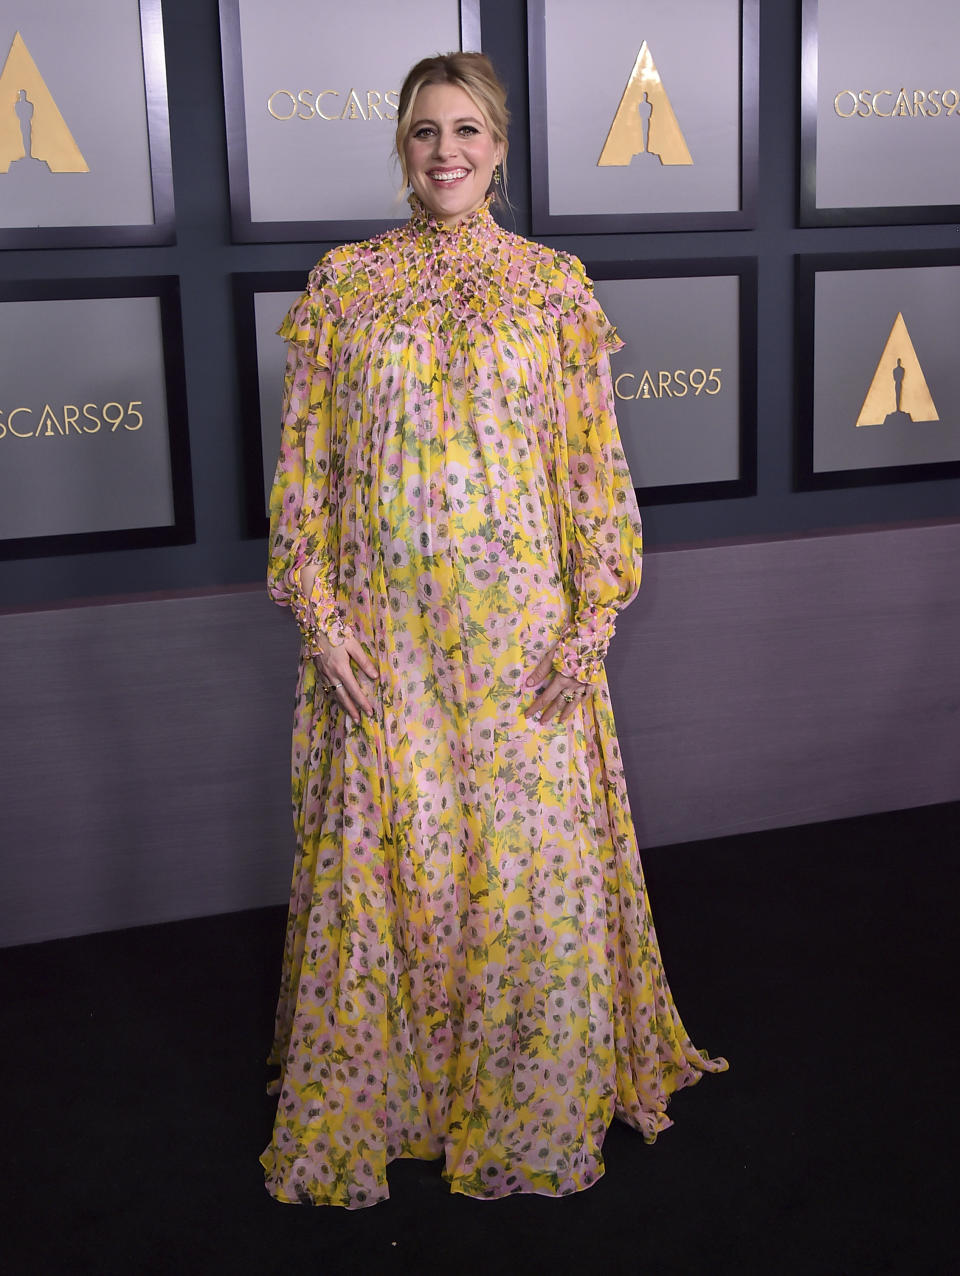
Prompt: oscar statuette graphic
<box><xmin>598</xmin><ymin>40</ymin><xmax>692</xmax><ymax>167</ymax></box>
<box><xmin>0</xmin><ymin>31</ymin><xmax>88</xmax><ymax>173</ymax></box>
<box><xmin>856</xmin><ymin>312</ymin><xmax>939</xmax><ymax>427</ymax></box>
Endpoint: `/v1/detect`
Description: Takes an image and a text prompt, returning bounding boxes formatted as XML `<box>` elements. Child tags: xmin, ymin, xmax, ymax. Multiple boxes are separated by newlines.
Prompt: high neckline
<box><xmin>407</xmin><ymin>193</ymin><xmax>496</xmax><ymax>237</ymax></box>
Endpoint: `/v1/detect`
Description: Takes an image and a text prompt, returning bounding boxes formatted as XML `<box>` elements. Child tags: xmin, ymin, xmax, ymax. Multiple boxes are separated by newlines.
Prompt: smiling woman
<box><xmin>260</xmin><ymin>49</ymin><xmax>726</xmax><ymax>1210</ymax></box>
<box><xmin>402</xmin><ymin>82</ymin><xmax>501</xmax><ymax>225</ymax></box>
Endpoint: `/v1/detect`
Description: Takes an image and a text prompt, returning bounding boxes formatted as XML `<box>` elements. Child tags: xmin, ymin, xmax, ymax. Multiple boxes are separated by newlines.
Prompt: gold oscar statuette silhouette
<box><xmin>0</xmin><ymin>31</ymin><xmax>88</xmax><ymax>173</ymax></box>
<box><xmin>598</xmin><ymin>40</ymin><xmax>692</xmax><ymax>167</ymax></box>
<box><xmin>856</xmin><ymin>312</ymin><xmax>938</xmax><ymax>427</ymax></box>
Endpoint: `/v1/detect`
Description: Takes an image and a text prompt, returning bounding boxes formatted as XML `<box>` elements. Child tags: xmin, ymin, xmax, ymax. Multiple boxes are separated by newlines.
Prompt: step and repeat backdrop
<box><xmin>3</xmin><ymin>0</ymin><xmax>960</xmax><ymax>943</ymax></box>
<box><xmin>1</xmin><ymin>0</ymin><xmax>958</xmax><ymax>570</ymax></box>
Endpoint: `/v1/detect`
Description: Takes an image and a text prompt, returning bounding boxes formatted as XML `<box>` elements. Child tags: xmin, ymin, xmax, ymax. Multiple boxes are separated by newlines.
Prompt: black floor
<box><xmin>3</xmin><ymin>803</ymin><xmax>958</xmax><ymax>1275</ymax></box>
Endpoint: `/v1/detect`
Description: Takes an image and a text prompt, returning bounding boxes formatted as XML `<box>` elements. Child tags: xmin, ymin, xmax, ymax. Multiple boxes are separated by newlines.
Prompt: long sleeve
<box><xmin>267</xmin><ymin>265</ymin><xmax>352</xmax><ymax>651</ymax></box>
<box><xmin>551</xmin><ymin>267</ymin><xmax>643</xmax><ymax>684</ymax></box>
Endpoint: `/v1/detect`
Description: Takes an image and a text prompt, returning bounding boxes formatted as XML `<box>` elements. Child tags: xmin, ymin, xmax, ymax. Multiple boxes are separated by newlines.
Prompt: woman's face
<box><xmin>404</xmin><ymin>82</ymin><xmax>502</xmax><ymax>226</ymax></box>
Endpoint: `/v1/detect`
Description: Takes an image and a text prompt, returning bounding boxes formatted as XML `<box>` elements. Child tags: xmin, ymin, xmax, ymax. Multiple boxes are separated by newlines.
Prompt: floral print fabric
<box><xmin>261</xmin><ymin>198</ymin><xmax>726</xmax><ymax>1208</ymax></box>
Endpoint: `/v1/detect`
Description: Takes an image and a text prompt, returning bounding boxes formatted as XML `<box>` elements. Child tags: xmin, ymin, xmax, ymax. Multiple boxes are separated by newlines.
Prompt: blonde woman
<box><xmin>262</xmin><ymin>51</ymin><xmax>726</xmax><ymax>1209</ymax></box>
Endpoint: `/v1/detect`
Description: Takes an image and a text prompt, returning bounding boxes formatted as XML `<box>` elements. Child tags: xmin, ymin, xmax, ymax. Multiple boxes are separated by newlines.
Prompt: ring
<box><xmin>329</xmin><ymin>681</ymin><xmax>343</xmax><ymax>690</ymax></box>
<box><xmin>561</xmin><ymin>691</ymin><xmax>575</xmax><ymax>702</ymax></box>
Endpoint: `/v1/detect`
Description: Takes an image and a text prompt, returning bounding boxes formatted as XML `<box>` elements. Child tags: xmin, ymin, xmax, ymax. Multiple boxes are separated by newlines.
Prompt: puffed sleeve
<box><xmin>267</xmin><ymin>263</ymin><xmax>352</xmax><ymax>651</ymax></box>
<box><xmin>552</xmin><ymin>261</ymin><xmax>643</xmax><ymax>684</ymax></box>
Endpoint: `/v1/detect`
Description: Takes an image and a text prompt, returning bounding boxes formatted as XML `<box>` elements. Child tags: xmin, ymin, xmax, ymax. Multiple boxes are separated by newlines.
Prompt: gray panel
<box><xmin>544</xmin><ymin>0</ymin><xmax>742</xmax><ymax>217</ymax></box>
<box><xmin>254</xmin><ymin>289</ymin><xmax>302</xmax><ymax>508</ymax></box>
<box><xmin>595</xmin><ymin>275</ymin><xmax>740</xmax><ymax>487</ymax></box>
<box><xmin>0</xmin><ymin>0</ymin><xmax>155</xmax><ymax>227</ymax></box>
<box><xmin>813</xmin><ymin>266</ymin><xmax>960</xmax><ymax>473</ymax></box>
<box><xmin>816</xmin><ymin>0</ymin><xmax>960</xmax><ymax>209</ymax></box>
<box><xmin>607</xmin><ymin>524</ymin><xmax>960</xmax><ymax>846</ymax></box>
<box><xmin>3</xmin><ymin>522</ymin><xmax>960</xmax><ymax>947</ymax></box>
<box><xmin>0</xmin><ymin>296</ymin><xmax>175</xmax><ymax>539</ymax></box>
<box><xmin>0</xmin><ymin>591</ymin><xmax>299</xmax><ymax>949</ymax></box>
<box><xmin>237</xmin><ymin>0</ymin><xmax>462</xmax><ymax>223</ymax></box>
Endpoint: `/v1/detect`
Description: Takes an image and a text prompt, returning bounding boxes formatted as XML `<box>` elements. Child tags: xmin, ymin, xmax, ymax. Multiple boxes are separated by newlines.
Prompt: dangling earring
<box><xmin>493</xmin><ymin>164</ymin><xmax>502</xmax><ymax>186</ymax></box>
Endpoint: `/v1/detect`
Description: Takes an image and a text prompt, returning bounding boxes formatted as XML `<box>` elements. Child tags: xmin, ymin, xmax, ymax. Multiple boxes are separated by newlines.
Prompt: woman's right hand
<box><xmin>311</xmin><ymin>630</ymin><xmax>379</xmax><ymax>723</ymax></box>
<box><xmin>300</xmin><ymin>560</ymin><xmax>379</xmax><ymax>722</ymax></box>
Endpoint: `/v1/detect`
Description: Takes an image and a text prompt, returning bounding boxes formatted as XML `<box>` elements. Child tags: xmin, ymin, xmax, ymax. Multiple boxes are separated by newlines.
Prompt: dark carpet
<box><xmin>2</xmin><ymin>802</ymin><xmax>957</xmax><ymax>1275</ymax></box>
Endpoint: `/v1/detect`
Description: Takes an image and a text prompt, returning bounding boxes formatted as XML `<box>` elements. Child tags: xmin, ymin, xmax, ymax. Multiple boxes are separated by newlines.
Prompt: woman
<box><xmin>262</xmin><ymin>51</ymin><xmax>725</xmax><ymax>1209</ymax></box>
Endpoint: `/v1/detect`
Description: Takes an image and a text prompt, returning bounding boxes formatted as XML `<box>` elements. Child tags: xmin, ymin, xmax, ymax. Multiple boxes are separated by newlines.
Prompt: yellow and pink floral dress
<box><xmin>261</xmin><ymin>197</ymin><xmax>726</xmax><ymax>1208</ymax></box>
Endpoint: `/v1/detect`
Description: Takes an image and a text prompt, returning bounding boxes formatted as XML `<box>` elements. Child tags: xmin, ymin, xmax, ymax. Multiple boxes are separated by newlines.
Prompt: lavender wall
<box><xmin>3</xmin><ymin>520</ymin><xmax>958</xmax><ymax>948</ymax></box>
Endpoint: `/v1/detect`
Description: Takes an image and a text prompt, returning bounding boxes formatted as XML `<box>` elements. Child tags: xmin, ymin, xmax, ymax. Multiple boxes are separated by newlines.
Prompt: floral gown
<box><xmin>261</xmin><ymin>197</ymin><xmax>726</xmax><ymax>1208</ymax></box>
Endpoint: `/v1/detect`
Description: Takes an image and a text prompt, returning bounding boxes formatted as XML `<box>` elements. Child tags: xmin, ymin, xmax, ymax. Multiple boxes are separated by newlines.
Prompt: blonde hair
<box><xmin>395</xmin><ymin>52</ymin><xmax>510</xmax><ymax>200</ymax></box>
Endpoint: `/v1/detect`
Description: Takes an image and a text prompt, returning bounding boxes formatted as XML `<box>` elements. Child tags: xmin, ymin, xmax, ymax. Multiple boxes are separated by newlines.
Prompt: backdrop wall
<box><xmin>1</xmin><ymin>1</ymin><xmax>958</xmax><ymax>945</ymax></box>
<box><xmin>3</xmin><ymin>521</ymin><xmax>959</xmax><ymax>948</ymax></box>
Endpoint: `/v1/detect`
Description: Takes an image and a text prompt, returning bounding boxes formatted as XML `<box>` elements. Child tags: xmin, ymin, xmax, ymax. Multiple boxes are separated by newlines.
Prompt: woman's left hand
<box><xmin>524</xmin><ymin>648</ymin><xmax>591</xmax><ymax>725</ymax></box>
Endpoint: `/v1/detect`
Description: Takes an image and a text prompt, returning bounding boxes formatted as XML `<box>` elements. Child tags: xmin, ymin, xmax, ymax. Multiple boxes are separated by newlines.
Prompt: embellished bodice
<box><xmin>310</xmin><ymin>196</ymin><xmax>603</xmax><ymax>345</ymax></box>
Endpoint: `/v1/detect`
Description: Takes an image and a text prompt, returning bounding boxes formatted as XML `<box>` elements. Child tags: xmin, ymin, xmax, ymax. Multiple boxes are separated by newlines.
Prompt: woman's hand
<box><xmin>524</xmin><ymin>647</ymin><xmax>591</xmax><ymax>725</ymax></box>
<box><xmin>311</xmin><ymin>630</ymin><xmax>379</xmax><ymax>724</ymax></box>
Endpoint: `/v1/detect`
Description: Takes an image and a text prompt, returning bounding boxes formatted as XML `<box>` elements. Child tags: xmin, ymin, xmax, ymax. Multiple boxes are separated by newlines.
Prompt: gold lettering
<box><xmin>340</xmin><ymin>89</ymin><xmax>366</xmax><ymax>121</ymax></box>
<box><xmin>610</xmin><ymin>369</ymin><xmax>722</xmax><ymax>403</ymax></box>
<box><xmin>366</xmin><ymin>90</ymin><xmax>383</xmax><ymax>121</ymax></box>
<box><xmin>614</xmin><ymin>372</ymin><xmax>636</xmax><ymax>400</ymax></box>
<box><xmin>599</xmin><ymin>41</ymin><xmax>692</xmax><ymax>166</ymax></box>
<box><xmin>873</xmin><ymin>90</ymin><xmax>893</xmax><ymax>117</ymax></box>
<box><xmin>315</xmin><ymin>90</ymin><xmax>340</xmax><ymax>120</ymax></box>
<box><xmin>37</xmin><ymin>404</ymin><xmax>63</xmax><ymax>436</ymax></box>
<box><xmin>7</xmin><ymin>407</ymin><xmax>32</xmax><ymax>437</ymax></box>
<box><xmin>103</xmin><ymin>402</ymin><xmax>124</xmax><ymax>431</ymax></box>
<box><xmin>836</xmin><ymin>88</ymin><xmax>960</xmax><ymax>119</ymax></box>
<box><xmin>0</xmin><ymin>401</ymin><xmax>147</xmax><ymax>439</ymax></box>
<box><xmin>297</xmin><ymin>89</ymin><xmax>315</xmax><ymax>120</ymax></box>
<box><xmin>383</xmin><ymin>89</ymin><xmax>399</xmax><ymax>120</ymax></box>
<box><xmin>267</xmin><ymin>90</ymin><xmax>297</xmax><ymax>121</ymax></box>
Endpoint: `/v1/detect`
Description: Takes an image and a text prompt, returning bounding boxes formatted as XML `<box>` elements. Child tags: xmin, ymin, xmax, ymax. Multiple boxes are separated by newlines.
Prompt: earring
<box><xmin>493</xmin><ymin>164</ymin><xmax>502</xmax><ymax>185</ymax></box>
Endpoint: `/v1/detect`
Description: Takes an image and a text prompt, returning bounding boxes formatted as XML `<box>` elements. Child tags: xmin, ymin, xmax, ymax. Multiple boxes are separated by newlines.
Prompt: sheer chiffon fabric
<box><xmin>261</xmin><ymin>198</ymin><xmax>726</xmax><ymax>1208</ymax></box>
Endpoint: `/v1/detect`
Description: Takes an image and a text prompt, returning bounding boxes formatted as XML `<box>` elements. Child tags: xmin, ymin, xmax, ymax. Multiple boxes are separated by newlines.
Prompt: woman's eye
<box><xmin>413</xmin><ymin>127</ymin><xmax>435</xmax><ymax>139</ymax></box>
<box><xmin>459</xmin><ymin>126</ymin><xmax>479</xmax><ymax>135</ymax></box>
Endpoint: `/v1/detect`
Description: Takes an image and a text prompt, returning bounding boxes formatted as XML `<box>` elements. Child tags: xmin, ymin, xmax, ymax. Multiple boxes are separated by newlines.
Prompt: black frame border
<box><xmin>0</xmin><ymin>0</ymin><xmax>175</xmax><ymax>250</ymax></box>
<box><xmin>219</xmin><ymin>0</ymin><xmax>482</xmax><ymax>244</ymax></box>
<box><xmin>795</xmin><ymin>250</ymin><xmax>960</xmax><ymax>491</ymax></box>
<box><xmin>231</xmin><ymin>269</ymin><xmax>307</xmax><ymax>537</ymax></box>
<box><xmin>528</xmin><ymin>0</ymin><xmax>759</xmax><ymax>236</ymax></box>
<box><xmin>798</xmin><ymin>0</ymin><xmax>960</xmax><ymax>228</ymax></box>
<box><xmin>0</xmin><ymin>275</ymin><xmax>194</xmax><ymax>559</ymax></box>
<box><xmin>587</xmin><ymin>257</ymin><xmax>758</xmax><ymax>504</ymax></box>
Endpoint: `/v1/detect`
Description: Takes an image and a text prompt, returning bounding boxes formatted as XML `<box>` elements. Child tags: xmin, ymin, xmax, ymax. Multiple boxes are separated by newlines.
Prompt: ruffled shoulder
<box><xmin>541</xmin><ymin>250</ymin><xmax>623</xmax><ymax>365</ymax></box>
<box><xmin>277</xmin><ymin>256</ymin><xmax>344</xmax><ymax>369</ymax></box>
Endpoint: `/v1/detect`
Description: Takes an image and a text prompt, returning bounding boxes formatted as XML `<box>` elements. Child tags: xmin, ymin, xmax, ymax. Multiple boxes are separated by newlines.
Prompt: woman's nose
<box><xmin>433</xmin><ymin>130</ymin><xmax>458</xmax><ymax>159</ymax></box>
